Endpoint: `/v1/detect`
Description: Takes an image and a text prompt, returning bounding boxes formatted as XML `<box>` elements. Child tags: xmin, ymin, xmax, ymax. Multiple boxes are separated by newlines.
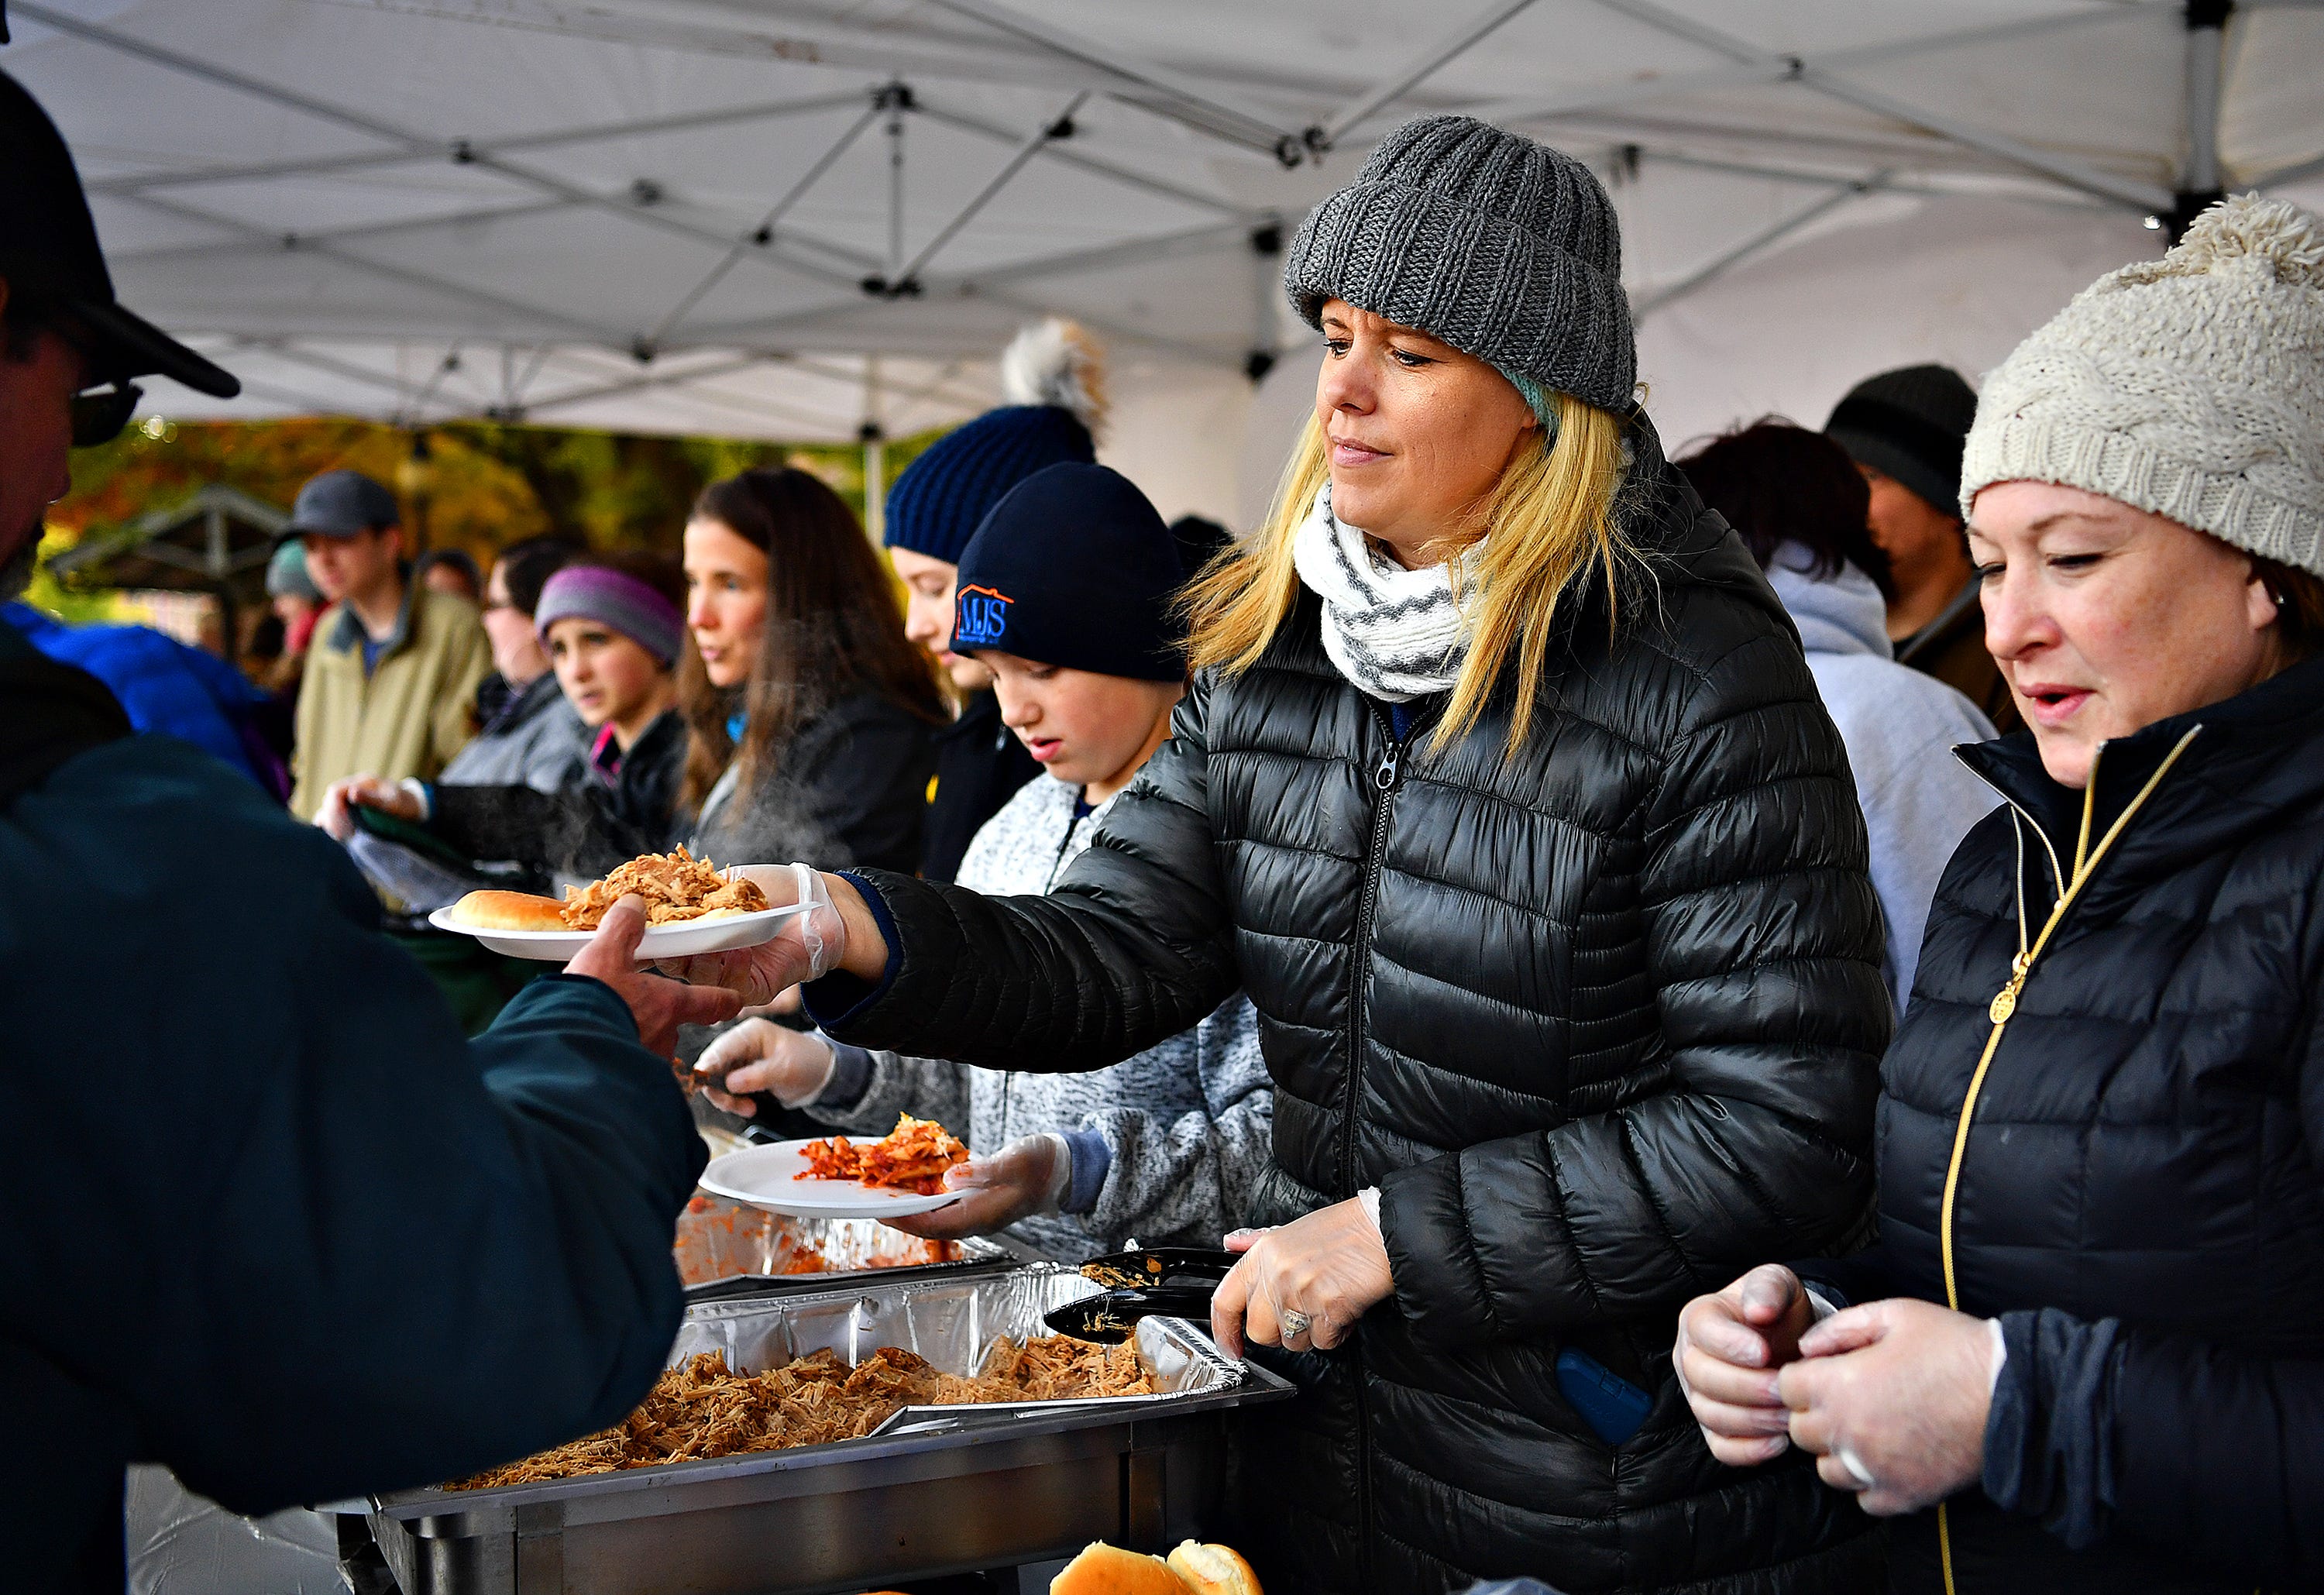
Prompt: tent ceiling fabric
<box><xmin>9</xmin><ymin>0</ymin><xmax>2323</xmax><ymax>523</ymax></box>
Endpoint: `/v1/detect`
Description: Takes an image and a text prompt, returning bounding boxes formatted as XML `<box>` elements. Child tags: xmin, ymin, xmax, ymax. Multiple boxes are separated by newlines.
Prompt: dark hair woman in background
<box><xmin>1679</xmin><ymin>421</ymin><xmax>1998</xmax><ymax>1009</ymax></box>
<box><xmin>680</xmin><ymin>466</ymin><xmax>942</xmax><ymax>872</ymax></box>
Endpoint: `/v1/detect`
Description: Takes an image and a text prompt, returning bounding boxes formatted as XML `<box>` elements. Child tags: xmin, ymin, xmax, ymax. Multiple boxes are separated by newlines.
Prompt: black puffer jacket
<box><xmin>816</xmin><ymin>430</ymin><xmax>1891</xmax><ymax>1593</ymax></box>
<box><xmin>1802</xmin><ymin>652</ymin><xmax>2324</xmax><ymax>1593</ymax></box>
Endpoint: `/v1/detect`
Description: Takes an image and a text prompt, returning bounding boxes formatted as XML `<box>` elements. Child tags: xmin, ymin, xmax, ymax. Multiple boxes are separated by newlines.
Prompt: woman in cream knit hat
<box><xmin>1679</xmin><ymin>194</ymin><xmax>2324</xmax><ymax>1594</ymax></box>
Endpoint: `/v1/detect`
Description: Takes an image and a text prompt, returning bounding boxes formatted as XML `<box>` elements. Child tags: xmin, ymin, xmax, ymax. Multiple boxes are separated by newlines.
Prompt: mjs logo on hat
<box><xmin>952</xmin><ymin>584</ymin><xmax>1015</xmax><ymax>651</ymax></box>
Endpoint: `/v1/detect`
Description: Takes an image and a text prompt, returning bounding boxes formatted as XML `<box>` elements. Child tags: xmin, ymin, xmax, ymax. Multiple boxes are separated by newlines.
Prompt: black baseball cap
<box><xmin>0</xmin><ymin>67</ymin><xmax>239</xmax><ymax>401</ymax></box>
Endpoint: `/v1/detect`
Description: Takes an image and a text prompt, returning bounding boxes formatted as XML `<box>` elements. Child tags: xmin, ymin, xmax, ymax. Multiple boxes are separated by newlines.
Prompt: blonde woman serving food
<box><xmin>670</xmin><ymin>117</ymin><xmax>1889</xmax><ymax>1594</ymax></box>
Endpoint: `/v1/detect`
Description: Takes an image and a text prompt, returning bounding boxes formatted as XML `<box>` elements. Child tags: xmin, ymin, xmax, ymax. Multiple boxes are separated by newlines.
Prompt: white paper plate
<box><xmin>700</xmin><ymin>1140</ymin><xmax>967</xmax><ymax>1219</ymax></box>
<box><xmin>426</xmin><ymin>899</ymin><xmax>812</xmax><ymax>962</ymax></box>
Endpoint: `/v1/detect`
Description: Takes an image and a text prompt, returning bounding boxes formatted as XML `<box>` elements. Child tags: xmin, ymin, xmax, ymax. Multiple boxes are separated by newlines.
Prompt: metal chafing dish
<box><xmin>361</xmin><ymin>1261</ymin><xmax>1294</xmax><ymax>1595</ymax></box>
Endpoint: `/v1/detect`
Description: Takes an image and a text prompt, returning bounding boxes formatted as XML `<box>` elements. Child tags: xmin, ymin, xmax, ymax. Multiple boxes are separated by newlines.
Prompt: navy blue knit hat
<box><xmin>952</xmin><ymin>464</ymin><xmax>1186</xmax><ymax>682</ymax></box>
<box><xmin>885</xmin><ymin>404</ymin><xmax>1094</xmax><ymax>564</ymax></box>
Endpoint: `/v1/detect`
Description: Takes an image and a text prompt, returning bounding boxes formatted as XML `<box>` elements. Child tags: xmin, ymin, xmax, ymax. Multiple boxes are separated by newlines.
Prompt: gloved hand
<box><xmin>1209</xmin><ymin>1198</ymin><xmax>1394</xmax><ymax>1359</ymax></box>
<box><xmin>693</xmin><ymin>1016</ymin><xmax>837</xmax><ymax>1118</ymax></box>
<box><xmin>883</xmin><ymin>1133</ymin><xmax>1072</xmax><ymax>1240</ymax></box>
<box><xmin>318</xmin><ymin>773</ymin><xmax>420</xmax><ymax>840</ymax></box>
<box><xmin>1776</xmin><ymin>1298</ymin><xmax>1999</xmax><ymax>1516</ymax></box>
<box><xmin>657</xmin><ymin>863</ymin><xmax>852</xmax><ymax>1009</ymax></box>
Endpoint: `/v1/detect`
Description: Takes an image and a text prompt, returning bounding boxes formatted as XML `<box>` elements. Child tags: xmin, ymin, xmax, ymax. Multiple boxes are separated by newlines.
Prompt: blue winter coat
<box><xmin>0</xmin><ymin>616</ymin><xmax>706</xmax><ymax>1594</ymax></box>
<box><xmin>4</xmin><ymin>601</ymin><xmax>273</xmax><ymax>789</ymax></box>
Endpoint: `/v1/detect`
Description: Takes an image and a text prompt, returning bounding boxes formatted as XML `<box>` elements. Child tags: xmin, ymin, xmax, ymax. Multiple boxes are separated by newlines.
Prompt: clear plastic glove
<box><xmin>1676</xmin><ymin>1263</ymin><xmax>1818</xmax><ymax>1466</ymax></box>
<box><xmin>318</xmin><ymin>774</ymin><xmax>418</xmax><ymax>841</ymax></box>
<box><xmin>1209</xmin><ymin>1199</ymin><xmax>1394</xmax><ymax>1360</ymax></box>
<box><xmin>884</xmin><ymin>1133</ymin><xmax>1071</xmax><ymax>1241</ymax></box>
<box><xmin>656</xmin><ymin>863</ymin><xmax>848</xmax><ymax>1009</ymax></box>
<box><xmin>564</xmin><ymin>893</ymin><xmax>744</xmax><ymax>1057</ymax></box>
<box><xmin>1776</xmin><ymin>1298</ymin><xmax>1998</xmax><ymax>1516</ymax></box>
<box><xmin>693</xmin><ymin>1017</ymin><xmax>836</xmax><ymax>1119</ymax></box>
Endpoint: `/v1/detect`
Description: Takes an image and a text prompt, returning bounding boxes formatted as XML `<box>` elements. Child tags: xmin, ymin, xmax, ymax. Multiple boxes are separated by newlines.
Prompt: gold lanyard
<box><xmin>1935</xmin><ymin>728</ymin><xmax>2199</xmax><ymax>1595</ymax></box>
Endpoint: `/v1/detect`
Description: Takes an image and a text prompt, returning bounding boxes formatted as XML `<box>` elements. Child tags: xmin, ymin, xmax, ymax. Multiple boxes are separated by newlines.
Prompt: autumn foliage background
<box><xmin>34</xmin><ymin>415</ymin><xmax>939</xmax><ymax>624</ymax></box>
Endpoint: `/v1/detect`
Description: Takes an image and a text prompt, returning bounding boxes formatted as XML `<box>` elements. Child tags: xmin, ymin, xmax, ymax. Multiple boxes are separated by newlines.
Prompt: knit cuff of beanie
<box><xmin>1961</xmin><ymin>413</ymin><xmax>2324</xmax><ymax>575</ymax></box>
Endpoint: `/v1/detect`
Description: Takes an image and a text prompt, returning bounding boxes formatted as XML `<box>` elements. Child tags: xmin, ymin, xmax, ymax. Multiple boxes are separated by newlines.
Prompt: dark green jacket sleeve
<box><xmin>0</xmin><ymin>736</ymin><xmax>703</xmax><ymax>1514</ymax></box>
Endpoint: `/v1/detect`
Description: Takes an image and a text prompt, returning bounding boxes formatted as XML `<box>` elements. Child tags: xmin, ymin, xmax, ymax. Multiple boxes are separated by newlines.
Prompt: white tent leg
<box><xmin>862</xmin><ymin>356</ymin><xmax>888</xmax><ymax>546</ymax></box>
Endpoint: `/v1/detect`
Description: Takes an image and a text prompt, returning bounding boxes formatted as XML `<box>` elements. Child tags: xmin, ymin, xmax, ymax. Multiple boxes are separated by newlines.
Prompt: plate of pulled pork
<box><xmin>428</xmin><ymin>846</ymin><xmax>809</xmax><ymax>961</ymax></box>
<box><xmin>700</xmin><ymin>1115</ymin><xmax>971</xmax><ymax>1218</ymax></box>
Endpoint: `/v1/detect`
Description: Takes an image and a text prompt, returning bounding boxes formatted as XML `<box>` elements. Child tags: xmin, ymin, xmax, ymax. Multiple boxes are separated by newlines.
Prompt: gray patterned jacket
<box><xmin>806</xmin><ymin>775</ymin><xmax>1270</xmax><ymax>1261</ymax></box>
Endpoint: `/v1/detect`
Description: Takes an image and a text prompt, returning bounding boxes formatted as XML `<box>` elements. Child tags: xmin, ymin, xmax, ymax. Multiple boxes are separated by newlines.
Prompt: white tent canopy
<box><xmin>11</xmin><ymin>0</ymin><xmax>2323</xmax><ymax>524</ymax></box>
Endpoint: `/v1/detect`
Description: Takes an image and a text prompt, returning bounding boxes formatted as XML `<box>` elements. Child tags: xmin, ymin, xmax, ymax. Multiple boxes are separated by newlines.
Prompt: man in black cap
<box><xmin>284</xmin><ymin>463</ymin><xmax>492</xmax><ymax>819</ymax></box>
<box><xmin>0</xmin><ymin>67</ymin><xmax>737</xmax><ymax>1595</ymax></box>
<box><xmin>1824</xmin><ymin>363</ymin><xmax>2020</xmax><ymax>732</ymax></box>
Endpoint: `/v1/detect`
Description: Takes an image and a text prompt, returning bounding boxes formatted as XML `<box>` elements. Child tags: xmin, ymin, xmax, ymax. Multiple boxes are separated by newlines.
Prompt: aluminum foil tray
<box><xmin>361</xmin><ymin>1263</ymin><xmax>1294</xmax><ymax>1595</ymax></box>
<box><xmin>673</xmin><ymin>1192</ymin><xmax>1006</xmax><ymax>1287</ymax></box>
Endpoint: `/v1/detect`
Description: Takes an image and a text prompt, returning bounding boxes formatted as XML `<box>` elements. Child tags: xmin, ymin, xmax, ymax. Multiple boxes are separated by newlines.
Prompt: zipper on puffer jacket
<box><xmin>1934</xmin><ymin>727</ymin><xmax>2202</xmax><ymax>1594</ymax></box>
<box><xmin>1346</xmin><ymin>706</ymin><xmax>1405</xmax><ymax>1592</ymax></box>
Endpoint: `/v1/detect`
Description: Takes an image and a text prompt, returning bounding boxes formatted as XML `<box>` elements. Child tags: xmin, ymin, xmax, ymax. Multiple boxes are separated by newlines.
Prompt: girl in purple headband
<box><xmin>535</xmin><ymin>559</ymin><xmax>684</xmax><ymax>779</ymax></box>
<box><xmin>324</xmin><ymin>555</ymin><xmax>693</xmax><ymax>911</ymax></box>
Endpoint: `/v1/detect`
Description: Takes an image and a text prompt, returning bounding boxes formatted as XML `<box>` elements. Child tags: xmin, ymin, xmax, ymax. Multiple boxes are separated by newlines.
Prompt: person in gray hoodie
<box><xmin>1682</xmin><ymin>421</ymin><xmax>1997</xmax><ymax>1008</ymax></box>
<box><xmin>695</xmin><ymin>464</ymin><xmax>1270</xmax><ymax>1261</ymax></box>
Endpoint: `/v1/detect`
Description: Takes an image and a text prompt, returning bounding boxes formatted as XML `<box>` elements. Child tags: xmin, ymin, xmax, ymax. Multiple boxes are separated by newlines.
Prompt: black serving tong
<box><xmin>1043</xmin><ymin>1246</ymin><xmax>1238</xmax><ymax>1344</ymax></box>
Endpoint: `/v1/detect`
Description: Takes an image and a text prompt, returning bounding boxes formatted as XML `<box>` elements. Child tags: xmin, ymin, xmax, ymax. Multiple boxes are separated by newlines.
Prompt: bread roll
<box><xmin>1049</xmin><ymin>1542</ymin><xmax>1191</xmax><ymax>1595</ymax></box>
<box><xmin>1165</xmin><ymin>1542</ymin><xmax>1261</xmax><ymax>1595</ymax></box>
<box><xmin>448</xmin><ymin>890</ymin><xmax>569</xmax><ymax>932</ymax></box>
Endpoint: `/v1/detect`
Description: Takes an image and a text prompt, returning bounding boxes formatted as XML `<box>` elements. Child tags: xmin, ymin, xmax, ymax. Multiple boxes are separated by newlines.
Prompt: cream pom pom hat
<box><xmin>1961</xmin><ymin>194</ymin><xmax>2324</xmax><ymax>576</ymax></box>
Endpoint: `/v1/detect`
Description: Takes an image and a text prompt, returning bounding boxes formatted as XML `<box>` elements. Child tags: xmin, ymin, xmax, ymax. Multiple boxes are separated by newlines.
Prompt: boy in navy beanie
<box><xmin>888</xmin><ymin>318</ymin><xmax>1105</xmax><ymax>880</ymax></box>
<box><xmin>698</xmin><ymin>462</ymin><xmax>1271</xmax><ymax>1263</ymax></box>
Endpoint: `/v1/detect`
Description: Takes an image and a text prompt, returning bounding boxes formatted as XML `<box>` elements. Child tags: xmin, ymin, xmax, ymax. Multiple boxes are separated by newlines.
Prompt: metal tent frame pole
<box><xmin>2168</xmin><ymin>1</ymin><xmax>2232</xmax><ymax>240</ymax></box>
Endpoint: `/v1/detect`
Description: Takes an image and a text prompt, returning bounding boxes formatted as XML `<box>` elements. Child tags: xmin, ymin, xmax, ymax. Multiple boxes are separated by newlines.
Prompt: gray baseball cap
<box><xmin>287</xmin><ymin>469</ymin><xmax>401</xmax><ymax>538</ymax></box>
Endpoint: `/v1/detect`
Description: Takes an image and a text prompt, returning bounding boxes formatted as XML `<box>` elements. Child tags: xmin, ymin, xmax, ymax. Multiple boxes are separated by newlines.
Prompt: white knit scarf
<box><xmin>1289</xmin><ymin>485</ymin><xmax>1480</xmax><ymax>701</ymax></box>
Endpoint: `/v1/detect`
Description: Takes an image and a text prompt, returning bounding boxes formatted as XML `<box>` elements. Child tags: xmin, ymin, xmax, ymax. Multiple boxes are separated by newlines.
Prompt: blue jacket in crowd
<box><xmin>4</xmin><ymin>600</ymin><xmax>273</xmax><ymax>789</ymax></box>
<box><xmin>0</xmin><ymin>616</ymin><xmax>706</xmax><ymax>1594</ymax></box>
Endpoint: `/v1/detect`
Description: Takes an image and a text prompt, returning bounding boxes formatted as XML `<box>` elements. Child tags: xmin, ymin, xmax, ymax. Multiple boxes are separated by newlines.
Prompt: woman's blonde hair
<box><xmin>1184</xmin><ymin>392</ymin><xmax>1638</xmax><ymax>753</ymax></box>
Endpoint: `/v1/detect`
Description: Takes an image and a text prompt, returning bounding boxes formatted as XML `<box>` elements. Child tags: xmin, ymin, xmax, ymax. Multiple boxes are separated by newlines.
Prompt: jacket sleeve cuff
<box><xmin>799</xmin><ymin>871</ymin><xmax>903</xmax><ymax>1030</ymax></box>
<box><xmin>499</xmin><ymin>971</ymin><xmax>641</xmax><ymax>1043</ymax></box>
<box><xmin>1377</xmin><ymin>1153</ymin><xmax>1501</xmax><ymax>1345</ymax></box>
<box><xmin>814</xmin><ymin>1040</ymin><xmax>878</xmax><ymax>1113</ymax></box>
<box><xmin>1982</xmin><ymin>1308</ymin><xmax>2125</xmax><ymax>1552</ymax></box>
<box><xmin>1060</xmin><ymin>1128</ymin><xmax>1112</xmax><ymax>1215</ymax></box>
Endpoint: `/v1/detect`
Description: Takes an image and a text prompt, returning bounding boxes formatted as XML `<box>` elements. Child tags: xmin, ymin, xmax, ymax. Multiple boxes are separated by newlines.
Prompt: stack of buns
<box><xmin>1047</xmin><ymin>1540</ymin><xmax>1260</xmax><ymax>1595</ymax></box>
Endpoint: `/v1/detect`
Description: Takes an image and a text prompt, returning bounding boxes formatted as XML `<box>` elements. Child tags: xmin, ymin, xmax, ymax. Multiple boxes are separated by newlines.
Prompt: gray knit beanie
<box><xmin>1961</xmin><ymin>193</ymin><xmax>2324</xmax><ymax>576</ymax></box>
<box><xmin>1283</xmin><ymin>115</ymin><xmax>1635</xmax><ymax>414</ymax></box>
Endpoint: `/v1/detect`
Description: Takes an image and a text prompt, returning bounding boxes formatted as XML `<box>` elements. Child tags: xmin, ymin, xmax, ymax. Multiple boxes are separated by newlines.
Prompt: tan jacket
<box><xmin>291</xmin><ymin>583</ymin><xmax>491</xmax><ymax>818</ymax></box>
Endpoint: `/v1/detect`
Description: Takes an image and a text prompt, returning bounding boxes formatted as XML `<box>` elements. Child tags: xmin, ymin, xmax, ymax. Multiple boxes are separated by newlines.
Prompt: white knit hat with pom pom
<box><xmin>1961</xmin><ymin>193</ymin><xmax>2324</xmax><ymax>576</ymax></box>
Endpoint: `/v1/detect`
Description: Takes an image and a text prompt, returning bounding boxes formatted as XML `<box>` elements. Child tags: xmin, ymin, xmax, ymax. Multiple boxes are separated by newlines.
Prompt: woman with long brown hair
<box><xmin>669</xmin><ymin>116</ymin><xmax>1888</xmax><ymax>1593</ymax></box>
<box><xmin>679</xmin><ymin>466</ymin><xmax>942</xmax><ymax>873</ymax></box>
